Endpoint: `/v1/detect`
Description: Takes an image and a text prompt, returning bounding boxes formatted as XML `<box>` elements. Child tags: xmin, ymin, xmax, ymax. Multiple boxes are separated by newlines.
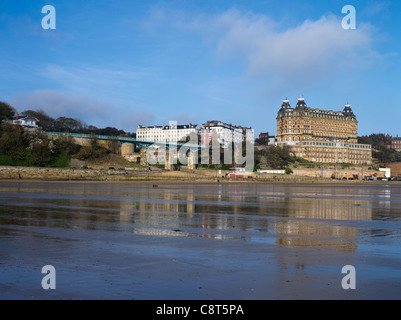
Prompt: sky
<box><xmin>1</xmin><ymin>0</ymin><xmax>400</xmax><ymax>136</ymax></box>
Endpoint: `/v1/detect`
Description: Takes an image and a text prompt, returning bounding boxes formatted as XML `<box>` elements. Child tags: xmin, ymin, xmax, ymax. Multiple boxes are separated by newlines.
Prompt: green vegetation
<box><xmin>0</xmin><ymin>102</ymin><xmax>15</xmax><ymax>122</ymax></box>
<box><xmin>0</xmin><ymin>154</ymin><xmax>32</xmax><ymax>166</ymax></box>
<box><xmin>0</xmin><ymin>123</ymin><xmax>114</xmax><ymax>168</ymax></box>
<box><xmin>285</xmin><ymin>168</ymin><xmax>293</xmax><ymax>175</ymax></box>
<box><xmin>255</xmin><ymin>146</ymin><xmax>296</xmax><ymax>169</ymax></box>
<box><xmin>358</xmin><ymin>134</ymin><xmax>401</xmax><ymax>164</ymax></box>
<box><xmin>21</xmin><ymin>109</ymin><xmax>134</xmax><ymax>137</ymax></box>
<box><xmin>0</xmin><ymin>100</ymin><xmax>138</xmax><ymax>168</ymax></box>
<box><xmin>49</xmin><ymin>153</ymin><xmax>70</xmax><ymax>168</ymax></box>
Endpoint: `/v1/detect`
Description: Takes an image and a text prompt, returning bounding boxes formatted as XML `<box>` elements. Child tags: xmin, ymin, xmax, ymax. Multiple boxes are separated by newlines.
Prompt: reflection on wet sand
<box><xmin>115</xmin><ymin>186</ymin><xmax>374</xmax><ymax>251</ymax></box>
<box><xmin>0</xmin><ymin>182</ymin><xmax>399</xmax><ymax>250</ymax></box>
<box><xmin>275</xmin><ymin>220</ymin><xmax>358</xmax><ymax>251</ymax></box>
<box><xmin>272</xmin><ymin>198</ymin><xmax>373</xmax><ymax>251</ymax></box>
<box><xmin>2</xmin><ymin>181</ymin><xmax>401</xmax><ymax>300</ymax></box>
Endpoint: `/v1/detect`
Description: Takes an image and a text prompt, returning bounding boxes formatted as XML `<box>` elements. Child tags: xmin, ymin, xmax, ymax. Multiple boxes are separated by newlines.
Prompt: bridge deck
<box><xmin>43</xmin><ymin>131</ymin><xmax>202</xmax><ymax>150</ymax></box>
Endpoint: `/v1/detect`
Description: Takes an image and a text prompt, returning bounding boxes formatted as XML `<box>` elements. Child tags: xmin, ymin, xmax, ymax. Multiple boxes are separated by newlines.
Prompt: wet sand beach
<box><xmin>1</xmin><ymin>180</ymin><xmax>401</xmax><ymax>300</ymax></box>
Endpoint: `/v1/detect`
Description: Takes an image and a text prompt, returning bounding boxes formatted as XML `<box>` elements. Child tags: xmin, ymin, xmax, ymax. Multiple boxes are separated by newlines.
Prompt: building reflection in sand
<box><xmin>117</xmin><ymin>184</ymin><xmax>380</xmax><ymax>252</ymax></box>
<box><xmin>1</xmin><ymin>182</ymin><xmax>395</xmax><ymax>253</ymax></box>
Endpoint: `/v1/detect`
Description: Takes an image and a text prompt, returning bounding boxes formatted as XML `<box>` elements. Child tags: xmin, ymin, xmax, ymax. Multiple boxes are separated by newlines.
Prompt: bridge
<box><xmin>43</xmin><ymin>131</ymin><xmax>202</xmax><ymax>150</ymax></box>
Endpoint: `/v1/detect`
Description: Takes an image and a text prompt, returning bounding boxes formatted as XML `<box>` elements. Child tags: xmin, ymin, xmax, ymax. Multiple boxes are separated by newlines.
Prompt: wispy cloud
<box><xmin>41</xmin><ymin>64</ymin><xmax>152</xmax><ymax>98</ymax></box>
<box><xmin>0</xmin><ymin>12</ymin><xmax>60</xmax><ymax>39</ymax></box>
<box><xmin>361</xmin><ymin>1</ymin><xmax>391</xmax><ymax>18</ymax></box>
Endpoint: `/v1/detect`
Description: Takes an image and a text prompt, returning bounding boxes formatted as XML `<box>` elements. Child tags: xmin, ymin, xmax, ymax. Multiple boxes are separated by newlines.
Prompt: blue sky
<box><xmin>1</xmin><ymin>0</ymin><xmax>400</xmax><ymax>136</ymax></box>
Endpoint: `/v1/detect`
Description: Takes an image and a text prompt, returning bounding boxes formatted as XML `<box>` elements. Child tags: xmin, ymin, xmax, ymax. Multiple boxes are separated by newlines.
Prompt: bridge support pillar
<box><xmin>187</xmin><ymin>151</ymin><xmax>197</xmax><ymax>170</ymax></box>
<box><xmin>164</xmin><ymin>150</ymin><xmax>174</xmax><ymax>170</ymax></box>
<box><xmin>140</xmin><ymin>148</ymin><xmax>148</xmax><ymax>166</ymax></box>
<box><xmin>121</xmin><ymin>142</ymin><xmax>135</xmax><ymax>156</ymax></box>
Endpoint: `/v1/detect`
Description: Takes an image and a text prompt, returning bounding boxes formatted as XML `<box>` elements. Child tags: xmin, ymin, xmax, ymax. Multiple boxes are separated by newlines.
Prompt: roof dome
<box><xmin>295</xmin><ymin>97</ymin><xmax>307</xmax><ymax>109</ymax></box>
<box><xmin>280</xmin><ymin>99</ymin><xmax>292</xmax><ymax>111</ymax></box>
<box><xmin>343</xmin><ymin>104</ymin><xmax>354</xmax><ymax>116</ymax></box>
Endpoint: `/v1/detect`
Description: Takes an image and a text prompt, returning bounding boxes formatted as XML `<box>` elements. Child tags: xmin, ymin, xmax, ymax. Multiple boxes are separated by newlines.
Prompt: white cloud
<box><xmin>119</xmin><ymin>111</ymin><xmax>155</xmax><ymax>131</ymax></box>
<box><xmin>10</xmin><ymin>90</ymin><xmax>114</xmax><ymax>124</ymax></box>
<box><xmin>214</xmin><ymin>10</ymin><xmax>376</xmax><ymax>79</ymax></box>
<box><xmin>146</xmin><ymin>7</ymin><xmax>379</xmax><ymax>85</ymax></box>
<box><xmin>10</xmin><ymin>90</ymin><xmax>156</xmax><ymax>132</ymax></box>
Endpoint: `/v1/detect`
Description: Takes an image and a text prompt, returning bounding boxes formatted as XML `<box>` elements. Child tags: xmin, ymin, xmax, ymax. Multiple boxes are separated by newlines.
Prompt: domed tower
<box><xmin>279</xmin><ymin>98</ymin><xmax>292</xmax><ymax>112</ymax></box>
<box><xmin>342</xmin><ymin>103</ymin><xmax>358</xmax><ymax>143</ymax></box>
<box><xmin>295</xmin><ymin>97</ymin><xmax>307</xmax><ymax>110</ymax></box>
<box><xmin>277</xmin><ymin>98</ymin><xmax>294</xmax><ymax>145</ymax></box>
<box><xmin>343</xmin><ymin>104</ymin><xmax>354</xmax><ymax>117</ymax></box>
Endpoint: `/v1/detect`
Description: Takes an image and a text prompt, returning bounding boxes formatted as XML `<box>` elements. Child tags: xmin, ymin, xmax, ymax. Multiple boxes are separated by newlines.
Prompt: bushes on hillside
<box><xmin>0</xmin><ymin>124</ymin><xmax>112</xmax><ymax>167</ymax></box>
<box><xmin>259</xmin><ymin>146</ymin><xmax>296</xmax><ymax>169</ymax></box>
<box><xmin>0</xmin><ymin>124</ymin><xmax>30</xmax><ymax>161</ymax></box>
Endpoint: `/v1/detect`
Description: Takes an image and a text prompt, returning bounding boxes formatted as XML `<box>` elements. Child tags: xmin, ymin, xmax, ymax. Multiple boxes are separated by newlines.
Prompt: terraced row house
<box><xmin>136</xmin><ymin>120</ymin><xmax>254</xmax><ymax>147</ymax></box>
<box><xmin>136</xmin><ymin>123</ymin><xmax>199</xmax><ymax>143</ymax></box>
<box><xmin>200</xmin><ymin>120</ymin><xmax>254</xmax><ymax>147</ymax></box>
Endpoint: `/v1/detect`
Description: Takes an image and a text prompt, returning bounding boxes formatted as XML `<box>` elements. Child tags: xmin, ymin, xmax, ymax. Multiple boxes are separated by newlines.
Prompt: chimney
<box><xmin>16</xmin><ymin>112</ymin><xmax>19</xmax><ymax>119</ymax></box>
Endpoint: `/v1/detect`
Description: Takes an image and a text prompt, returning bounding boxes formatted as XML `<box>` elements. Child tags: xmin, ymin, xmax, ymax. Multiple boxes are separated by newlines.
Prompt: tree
<box><xmin>96</xmin><ymin>127</ymin><xmax>126</xmax><ymax>136</ymax></box>
<box><xmin>265</xmin><ymin>146</ymin><xmax>295</xmax><ymax>169</ymax></box>
<box><xmin>55</xmin><ymin>117</ymin><xmax>83</xmax><ymax>132</ymax></box>
<box><xmin>0</xmin><ymin>124</ymin><xmax>29</xmax><ymax>161</ymax></box>
<box><xmin>22</xmin><ymin>110</ymin><xmax>56</xmax><ymax>131</ymax></box>
<box><xmin>285</xmin><ymin>168</ymin><xmax>293</xmax><ymax>175</ymax></box>
<box><xmin>30</xmin><ymin>138</ymin><xmax>53</xmax><ymax>165</ymax></box>
<box><xmin>86</xmin><ymin>125</ymin><xmax>98</xmax><ymax>134</ymax></box>
<box><xmin>358</xmin><ymin>136</ymin><xmax>373</xmax><ymax>146</ymax></box>
<box><xmin>53</xmin><ymin>136</ymin><xmax>80</xmax><ymax>155</ymax></box>
<box><xmin>0</xmin><ymin>101</ymin><xmax>16</xmax><ymax>122</ymax></box>
<box><xmin>106</xmin><ymin>140</ymin><xmax>120</xmax><ymax>154</ymax></box>
<box><xmin>367</xmin><ymin>133</ymin><xmax>391</xmax><ymax>149</ymax></box>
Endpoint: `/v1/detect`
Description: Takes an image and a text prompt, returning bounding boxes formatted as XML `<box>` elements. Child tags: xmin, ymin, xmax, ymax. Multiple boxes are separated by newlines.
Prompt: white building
<box><xmin>136</xmin><ymin>123</ymin><xmax>199</xmax><ymax>142</ymax></box>
<box><xmin>379</xmin><ymin>168</ymin><xmax>391</xmax><ymax>178</ymax></box>
<box><xmin>200</xmin><ymin>120</ymin><xmax>254</xmax><ymax>147</ymax></box>
<box><xmin>8</xmin><ymin>113</ymin><xmax>39</xmax><ymax>128</ymax></box>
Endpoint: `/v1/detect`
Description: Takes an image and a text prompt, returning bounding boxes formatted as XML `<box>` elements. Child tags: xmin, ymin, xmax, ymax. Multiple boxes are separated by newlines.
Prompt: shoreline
<box><xmin>0</xmin><ymin>178</ymin><xmax>396</xmax><ymax>186</ymax></box>
<box><xmin>0</xmin><ymin>165</ymin><xmax>396</xmax><ymax>184</ymax></box>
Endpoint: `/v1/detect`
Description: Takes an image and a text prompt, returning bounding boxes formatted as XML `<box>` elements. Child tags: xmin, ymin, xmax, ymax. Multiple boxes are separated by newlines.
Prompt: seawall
<box><xmin>0</xmin><ymin>166</ymin><xmax>389</xmax><ymax>183</ymax></box>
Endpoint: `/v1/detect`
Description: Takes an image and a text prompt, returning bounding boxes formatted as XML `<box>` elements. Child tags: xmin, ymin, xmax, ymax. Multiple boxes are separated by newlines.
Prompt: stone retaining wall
<box><xmin>0</xmin><ymin>165</ymin><xmax>387</xmax><ymax>182</ymax></box>
<box><xmin>388</xmin><ymin>163</ymin><xmax>401</xmax><ymax>176</ymax></box>
<box><xmin>291</xmin><ymin>168</ymin><xmax>384</xmax><ymax>179</ymax></box>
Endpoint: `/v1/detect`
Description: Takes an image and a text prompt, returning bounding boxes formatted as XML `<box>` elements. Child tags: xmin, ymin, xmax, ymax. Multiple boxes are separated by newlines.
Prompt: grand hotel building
<box><xmin>277</xmin><ymin>98</ymin><xmax>372</xmax><ymax>165</ymax></box>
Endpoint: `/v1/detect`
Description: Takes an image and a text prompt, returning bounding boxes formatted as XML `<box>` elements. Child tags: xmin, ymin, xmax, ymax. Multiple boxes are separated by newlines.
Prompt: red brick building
<box><xmin>389</xmin><ymin>135</ymin><xmax>401</xmax><ymax>151</ymax></box>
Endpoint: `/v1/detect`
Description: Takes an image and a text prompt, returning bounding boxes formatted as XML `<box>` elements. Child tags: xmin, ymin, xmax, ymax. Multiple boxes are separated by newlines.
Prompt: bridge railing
<box><xmin>43</xmin><ymin>131</ymin><xmax>202</xmax><ymax>149</ymax></box>
<box><xmin>43</xmin><ymin>131</ymin><xmax>137</xmax><ymax>142</ymax></box>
